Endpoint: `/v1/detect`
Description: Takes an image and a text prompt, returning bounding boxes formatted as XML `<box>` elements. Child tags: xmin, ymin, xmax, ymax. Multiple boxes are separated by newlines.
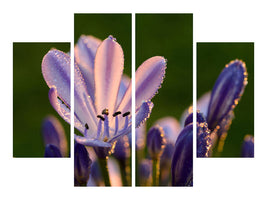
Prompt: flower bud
<box><xmin>241</xmin><ymin>135</ymin><xmax>254</xmax><ymax>157</ymax></box>
<box><xmin>44</xmin><ymin>144</ymin><xmax>62</xmax><ymax>157</ymax></box>
<box><xmin>171</xmin><ymin>124</ymin><xmax>193</xmax><ymax>186</ymax></box>
<box><xmin>42</xmin><ymin>115</ymin><xmax>68</xmax><ymax>157</ymax></box>
<box><xmin>74</xmin><ymin>143</ymin><xmax>92</xmax><ymax>186</ymax></box>
<box><xmin>113</xmin><ymin>135</ymin><xmax>130</xmax><ymax>161</ymax></box>
<box><xmin>146</xmin><ymin>125</ymin><xmax>166</xmax><ymax>160</ymax></box>
<box><xmin>184</xmin><ymin>112</ymin><xmax>206</xmax><ymax>127</ymax></box>
<box><xmin>207</xmin><ymin>60</ymin><xmax>247</xmax><ymax>130</ymax></box>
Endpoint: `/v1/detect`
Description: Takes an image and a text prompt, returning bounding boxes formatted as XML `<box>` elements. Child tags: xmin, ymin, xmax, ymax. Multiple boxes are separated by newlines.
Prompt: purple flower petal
<box><xmin>74</xmin><ymin>35</ymin><xmax>102</xmax><ymax>100</ymax></box>
<box><xmin>116</xmin><ymin>56</ymin><xmax>167</xmax><ymax>115</ymax></box>
<box><xmin>74</xmin><ymin>62</ymin><xmax>98</xmax><ymax>134</ymax></box>
<box><xmin>42</xmin><ymin>49</ymin><xmax>71</xmax><ymax>106</ymax></box>
<box><xmin>197</xmin><ymin>91</ymin><xmax>211</xmax><ymax>119</ymax></box>
<box><xmin>207</xmin><ymin>60</ymin><xmax>247</xmax><ymax>130</ymax></box>
<box><xmin>116</xmin><ymin>75</ymin><xmax>130</xmax><ymax>108</ymax></box>
<box><xmin>197</xmin><ymin>122</ymin><xmax>211</xmax><ymax>157</ymax></box>
<box><xmin>48</xmin><ymin>86</ymin><xmax>84</xmax><ymax>134</ymax></box>
<box><xmin>74</xmin><ymin>135</ymin><xmax>112</xmax><ymax>148</ymax></box>
<box><xmin>94</xmin><ymin>35</ymin><xmax>124</xmax><ymax>117</ymax></box>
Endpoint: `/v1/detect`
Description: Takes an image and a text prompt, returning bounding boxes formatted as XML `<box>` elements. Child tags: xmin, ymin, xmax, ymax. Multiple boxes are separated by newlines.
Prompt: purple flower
<box><xmin>42</xmin><ymin>35</ymin><xmax>166</xmax><ymax>148</ymax></box>
<box><xmin>42</xmin><ymin>115</ymin><xmax>68</xmax><ymax>157</ymax></box>
<box><xmin>241</xmin><ymin>135</ymin><xmax>254</xmax><ymax>157</ymax></box>
<box><xmin>171</xmin><ymin>123</ymin><xmax>193</xmax><ymax>186</ymax></box>
<box><xmin>197</xmin><ymin>60</ymin><xmax>248</xmax><ymax>156</ymax></box>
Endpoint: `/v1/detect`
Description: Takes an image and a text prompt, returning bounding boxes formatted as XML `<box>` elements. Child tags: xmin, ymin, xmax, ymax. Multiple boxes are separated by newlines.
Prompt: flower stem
<box><xmin>152</xmin><ymin>158</ymin><xmax>160</xmax><ymax>186</ymax></box>
<box><xmin>119</xmin><ymin>160</ymin><xmax>131</xmax><ymax>186</ymax></box>
<box><xmin>212</xmin><ymin>132</ymin><xmax>227</xmax><ymax>157</ymax></box>
<box><xmin>99</xmin><ymin>157</ymin><xmax>111</xmax><ymax>186</ymax></box>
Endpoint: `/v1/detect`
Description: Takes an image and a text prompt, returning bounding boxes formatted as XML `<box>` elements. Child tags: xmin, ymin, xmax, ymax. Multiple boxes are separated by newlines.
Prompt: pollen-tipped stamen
<box><xmin>96</xmin><ymin>117</ymin><xmax>103</xmax><ymax>139</ymax></box>
<box><xmin>102</xmin><ymin>109</ymin><xmax>110</xmax><ymax>138</ymax></box>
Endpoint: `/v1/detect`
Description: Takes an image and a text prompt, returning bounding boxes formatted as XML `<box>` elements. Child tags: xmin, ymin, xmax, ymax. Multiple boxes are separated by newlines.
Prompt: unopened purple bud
<box><xmin>42</xmin><ymin>115</ymin><xmax>68</xmax><ymax>157</ymax></box>
<box><xmin>113</xmin><ymin>135</ymin><xmax>130</xmax><ymax>161</ymax></box>
<box><xmin>146</xmin><ymin>125</ymin><xmax>166</xmax><ymax>160</ymax></box>
<box><xmin>171</xmin><ymin>124</ymin><xmax>193</xmax><ymax>186</ymax></box>
<box><xmin>197</xmin><ymin>122</ymin><xmax>211</xmax><ymax>157</ymax></box>
<box><xmin>241</xmin><ymin>135</ymin><xmax>254</xmax><ymax>157</ymax></box>
<box><xmin>44</xmin><ymin>144</ymin><xmax>62</xmax><ymax>157</ymax></box>
<box><xmin>74</xmin><ymin>143</ymin><xmax>92</xmax><ymax>186</ymax></box>
<box><xmin>184</xmin><ymin>112</ymin><xmax>206</xmax><ymax>127</ymax></box>
<box><xmin>207</xmin><ymin>60</ymin><xmax>247</xmax><ymax>130</ymax></box>
<box><xmin>160</xmin><ymin>143</ymin><xmax>175</xmax><ymax>185</ymax></box>
<box><xmin>138</xmin><ymin>159</ymin><xmax>152</xmax><ymax>186</ymax></box>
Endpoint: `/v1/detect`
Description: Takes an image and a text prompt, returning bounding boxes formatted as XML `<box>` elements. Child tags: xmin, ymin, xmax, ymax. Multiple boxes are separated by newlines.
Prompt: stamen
<box><xmin>97</xmin><ymin>115</ymin><xmax>105</xmax><ymax>121</ymax></box>
<box><xmin>123</xmin><ymin>111</ymin><xmax>130</xmax><ymax>117</ymax></box>
<box><xmin>123</xmin><ymin>114</ymin><xmax>129</xmax><ymax>130</ymax></box>
<box><xmin>113</xmin><ymin>111</ymin><xmax>121</xmax><ymax>117</ymax></box>
<box><xmin>83</xmin><ymin>127</ymin><xmax>88</xmax><ymax>137</ymax></box>
<box><xmin>85</xmin><ymin>123</ymin><xmax>89</xmax><ymax>130</ymax></box>
<box><xmin>96</xmin><ymin>119</ymin><xmax>102</xmax><ymax>139</ymax></box>
<box><xmin>114</xmin><ymin>115</ymin><xmax>120</xmax><ymax>136</ymax></box>
<box><xmin>102</xmin><ymin>108</ymin><xmax>109</xmax><ymax>115</ymax></box>
<box><xmin>103</xmin><ymin>115</ymin><xmax>110</xmax><ymax>138</ymax></box>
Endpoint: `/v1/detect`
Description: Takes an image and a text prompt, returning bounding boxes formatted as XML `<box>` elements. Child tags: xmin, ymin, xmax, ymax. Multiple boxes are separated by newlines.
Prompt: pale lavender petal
<box><xmin>48</xmin><ymin>87</ymin><xmax>84</xmax><ymax>133</ymax></box>
<box><xmin>116</xmin><ymin>56</ymin><xmax>166</xmax><ymax>115</ymax></box>
<box><xmin>153</xmin><ymin>117</ymin><xmax>181</xmax><ymax>145</ymax></box>
<box><xmin>74</xmin><ymin>62</ymin><xmax>98</xmax><ymax>135</ymax></box>
<box><xmin>197</xmin><ymin>91</ymin><xmax>211</xmax><ymax>119</ymax></box>
<box><xmin>94</xmin><ymin>36</ymin><xmax>124</xmax><ymax>117</ymax></box>
<box><xmin>74</xmin><ymin>35</ymin><xmax>102</xmax><ymax>99</ymax></box>
<box><xmin>74</xmin><ymin>135</ymin><xmax>112</xmax><ymax>148</ymax></box>
<box><xmin>135</xmin><ymin>101</ymin><xmax>154</xmax><ymax>128</ymax></box>
<box><xmin>116</xmin><ymin>74</ymin><xmax>130</xmax><ymax>108</ymax></box>
<box><xmin>42</xmin><ymin>49</ymin><xmax>70</xmax><ymax>106</ymax></box>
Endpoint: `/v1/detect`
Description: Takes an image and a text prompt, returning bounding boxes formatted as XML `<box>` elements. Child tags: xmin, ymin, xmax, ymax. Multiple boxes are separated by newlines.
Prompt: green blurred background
<box><xmin>13</xmin><ymin>43</ymin><xmax>70</xmax><ymax>157</ymax></box>
<box><xmin>74</xmin><ymin>14</ymin><xmax>131</xmax><ymax>76</ymax></box>
<box><xmin>197</xmin><ymin>43</ymin><xmax>254</xmax><ymax>157</ymax></box>
<box><xmin>136</xmin><ymin>14</ymin><xmax>193</xmax><ymax>130</ymax></box>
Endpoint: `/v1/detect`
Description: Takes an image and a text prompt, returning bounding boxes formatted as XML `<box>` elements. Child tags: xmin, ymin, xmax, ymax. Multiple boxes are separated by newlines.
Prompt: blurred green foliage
<box><xmin>197</xmin><ymin>43</ymin><xmax>254</xmax><ymax>157</ymax></box>
<box><xmin>13</xmin><ymin>43</ymin><xmax>70</xmax><ymax>157</ymax></box>
<box><xmin>136</xmin><ymin>14</ymin><xmax>193</xmax><ymax>130</ymax></box>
